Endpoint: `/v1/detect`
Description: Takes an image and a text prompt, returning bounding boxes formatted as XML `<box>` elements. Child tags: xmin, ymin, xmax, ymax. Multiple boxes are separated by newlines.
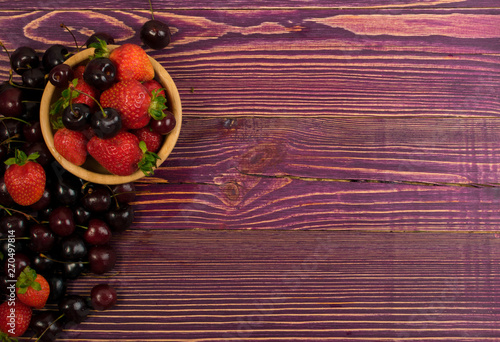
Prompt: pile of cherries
<box><xmin>0</xmin><ymin>32</ymin><xmax>140</xmax><ymax>341</ymax></box>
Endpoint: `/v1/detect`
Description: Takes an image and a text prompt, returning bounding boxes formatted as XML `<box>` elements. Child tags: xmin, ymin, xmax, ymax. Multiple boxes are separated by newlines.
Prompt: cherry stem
<box><xmin>0</xmin><ymin>205</ymin><xmax>40</xmax><ymax>224</ymax></box>
<box><xmin>60</xmin><ymin>23</ymin><xmax>80</xmax><ymax>52</ymax></box>
<box><xmin>39</xmin><ymin>253</ymin><xmax>88</xmax><ymax>264</ymax></box>
<box><xmin>33</xmin><ymin>313</ymin><xmax>65</xmax><ymax>342</ymax></box>
<box><xmin>148</xmin><ymin>0</ymin><xmax>155</xmax><ymax>20</ymax></box>
<box><xmin>69</xmin><ymin>84</ymin><xmax>106</xmax><ymax>116</ymax></box>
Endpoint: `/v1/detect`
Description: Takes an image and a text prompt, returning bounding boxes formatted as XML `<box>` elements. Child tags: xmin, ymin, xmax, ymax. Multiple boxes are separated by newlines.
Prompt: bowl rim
<box><xmin>40</xmin><ymin>45</ymin><xmax>182</xmax><ymax>185</ymax></box>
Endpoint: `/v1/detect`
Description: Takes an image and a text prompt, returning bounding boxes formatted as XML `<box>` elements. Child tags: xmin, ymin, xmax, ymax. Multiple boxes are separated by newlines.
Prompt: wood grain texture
<box><xmin>55</xmin><ymin>229</ymin><xmax>500</xmax><ymax>341</ymax></box>
<box><xmin>0</xmin><ymin>1</ymin><xmax>499</xmax><ymax>341</ymax></box>
<box><xmin>0</xmin><ymin>0</ymin><xmax>497</xmax><ymax>10</ymax></box>
<box><xmin>0</xmin><ymin>9</ymin><xmax>500</xmax><ymax>119</ymax></box>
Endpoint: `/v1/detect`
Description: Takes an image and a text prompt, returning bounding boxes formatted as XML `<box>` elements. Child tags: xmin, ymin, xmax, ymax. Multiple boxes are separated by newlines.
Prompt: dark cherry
<box><xmin>31</xmin><ymin>253</ymin><xmax>56</xmax><ymax>275</ymax></box>
<box><xmin>82</xmin><ymin>185</ymin><xmax>112</xmax><ymax>213</ymax></box>
<box><xmin>74</xmin><ymin>205</ymin><xmax>91</xmax><ymax>225</ymax></box>
<box><xmin>91</xmin><ymin>283</ymin><xmax>117</xmax><ymax>311</ymax></box>
<box><xmin>0</xmin><ymin>144</ymin><xmax>7</xmax><ymax>160</ymax></box>
<box><xmin>4</xmin><ymin>252</ymin><xmax>30</xmax><ymax>279</ymax></box>
<box><xmin>53</xmin><ymin>175</ymin><xmax>83</xmax><ymax>206</ymax></box>
<box><xmin>30</xmin><ymin>311</ymin><xmax>65</xmax><ymax>342</ymax></box>
<box><xmin>30</xmin><ymin>188</ymin><xmax>52</xmax><ymax>212</ymax></box>
<box><xmin>0</xmin><ymin>177</ymin><xmax>14</xmax><ymax>207</ymax></box>
<box><xmin>110</xmin><ymin>182</ymin><xmax>136</xmax><ymax>204</ymax></box>
<box><xmin>150</xmin><ymin>110</ymin><xmax>176</xmax><ymax>135</ymax></box>
<box><xmin>49</xmin><ymin>206</ymin><xmax>75</xmax><ymax>237</ymax></box>
<box><xmin>83</xmin><ymin>57</ymin><xmax>116</xmax><ymax>91</ymax></box>
<box><xmin>48</xmin><ymin>63</ymin><xmax>74</xmax><ymax>88</ymax></box>
<box><xmin>24</xmin><ymin>141</ymin><xmax>53</xmax><ymax>166</ymax></box>
<box><xmin>60</xmin><ymin>235</ymin><xmax>88</xmax><ymax>261</ymax></box>
<box><xmin>88</xmin><ymin>245</ymin><xmax>117</xmax><ymax>274</ymax></box>
<box><xmin>90</xmin><ymin>107</ymin><xmax>122</xmax><ymax>139</ymax></box>
<box><xmin>28</xmin><ymin>224</ymin><xmax>55</xmax><ymax>253</ymax></box>
<box><xmin>0</xmin><ymin>239</ymin><xmax>25</xmax><ymax>260</ymax></box>
<box><xmin>47</xmin><ymin>275</ymin><xmax>67</xmax><ymax>304</ymax></box>
<box><xmin>0</xmin><ymin>87</ymin><xmax>23</xmax><ymax>117</ymax></box>
<box><xmin>0</xmin><ymin>212</ymin><xmax>28</xmax><ymax>238</ymax></box>
<box><xmin>21</xmin><ymin>67</ymin><xmax>46</xmax><ymax>89</ymax></box>
<box><xmin>140</xmin><ymin>19</ymin><xmax>171</xmax><ymax>50</ymax></box>
<box><xmin>11</xmin><ymin>46</ymin><xmax>40</xmax><ymax>75</ymax></box>
<box><xmin>0</xmin><ymin>119</ymin><xmax>23</xmax><ymax>141</ymax></box>
<box><xmin>23</xmin><ymin>120</ymin><xmax>43</xmax><ymax>143</ymax></box>
<box><xmin>85</xmin><ymin>32</ymin><xmax>115</xmax><ymax>48</ymax></box>
<box><xmin>59</xmin><ymin>295</ymin><xmax>90</xmax><ymax>324</ymax></box>
<box><xmin>105</xmin><ymin>203</ymin><xmax>134</xmax><ymax>232</ymax></box>
<box><xmin>20</xmin><ymin>101</ymin><xmax>40</xmax><ymax>122</ymax></box>
<box><xmin>62</xmin><ymin>103</ymin><xmax>91</xmax><ymax>131</ymax></box>
<box><xmin>42</xmin><ymin>44</ymin><xmax>70</xmax><ymax>72</ymax></box>
<box><xmin>84</xmin><ymin>219</ymin><xmax>112</xmax><ymax>245</ymax></box>
<box><xmin>62</xmin><ymin>261</ymin><xmax>87</xmax><ymax>280</ymax></box>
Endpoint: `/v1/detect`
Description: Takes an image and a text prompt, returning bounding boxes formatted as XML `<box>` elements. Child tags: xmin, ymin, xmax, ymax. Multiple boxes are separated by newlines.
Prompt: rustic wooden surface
<box><xmin>2</xmin><ymin>0</ymin><xmax>500</xmax><ymax>340</ymax></box>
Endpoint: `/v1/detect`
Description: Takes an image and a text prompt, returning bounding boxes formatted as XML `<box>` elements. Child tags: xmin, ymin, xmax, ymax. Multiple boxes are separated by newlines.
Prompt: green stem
<box><xmin>148</xmin><ymin>0</ymin><xmax>155</xmax><ymax>20</ymax></box>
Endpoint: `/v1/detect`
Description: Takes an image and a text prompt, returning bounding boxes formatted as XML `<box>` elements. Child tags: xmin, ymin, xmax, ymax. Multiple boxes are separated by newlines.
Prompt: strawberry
<box><xmin>50</xmin><ymin>78</ymin><xmax>100</xmax><ymax>117</ymax></box>
<box><xmin>16</xmin><ymin>266</ymin><xmax>50</xmax><ymax>309</ymax></box>
<box><xmin>4</xmin><ymin>150</ymin><xmax>46</xmax><ymax>206</ymax></box>
<box><xmin>100</xmin><ymin>79</ymin><xmax>167</xmax><ymax>129</ymax></box>
<box><xmin>91</xmin><ymin>39</ymin><xmax>154</xmax><ymax>82</ymax></box>
<box><xmin>0</xmin><ymin>299</ymin><xmax>32</xmax><ymax>337</ymax></box>
<box><xmin>142</xmin><ymin>79</ymin><xmax>166</xmax><ymax>97</ymax></box>
<box><xmin>73</xmin><ymin>64</ymin><xmax>86</xmax><ymax>79</ymax></box>
<box><xmin>53</xmin><ymin>128</ymin><xmax>88</xmax><ymax>166</ymax></box>
<box><xmin>87</xmin><ymin>131</ymin><xmax>160</xmax><ymax>176</ymax></box>
<box><xmin>133</xmin><ymin>127</ymin><xmax>162</xmax><ymax>153</ymax></box>
<box><xmin>73</xmin><ymin>78</ymin><xmax>100</xmax><ymax>110</ymax></box>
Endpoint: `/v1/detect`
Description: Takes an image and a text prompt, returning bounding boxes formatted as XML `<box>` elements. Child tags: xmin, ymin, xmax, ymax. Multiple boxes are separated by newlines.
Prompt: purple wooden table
<box><xmin>2</xmin><ymin>0</ymin><xmax>500</xmax><ymax>340</ymax></box>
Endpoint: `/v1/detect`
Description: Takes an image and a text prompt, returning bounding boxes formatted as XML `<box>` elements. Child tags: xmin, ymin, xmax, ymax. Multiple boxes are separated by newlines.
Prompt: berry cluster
<box><xmin>49</xmin><ymin>38</ymin><xmax>176</xmax><ymax>177</ymax></box>
<box><xmin>0</xmin><ymin>10</ymin><xmax>173</xmax><ymax>338</ymax></box>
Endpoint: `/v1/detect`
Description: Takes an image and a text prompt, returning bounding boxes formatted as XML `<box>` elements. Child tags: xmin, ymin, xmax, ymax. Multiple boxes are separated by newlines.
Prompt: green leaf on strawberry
<box><xmin>148</xmin><ymin>89</ymin><xmax>168</xmax><ymax>120</ymax></box>
<box><xmin>50</xmin><ymin>78</ymin><xmax>79</xmax><ymax>116</ymax></box>
<box><xmin>4</xmin><ymin>150</ymin><xmax>39</xmax><ymax>167</ymax></box>
<box><xmin>138</xmin><ymin>141</ymin><xmax>160</xmax><ymax>176</ymax></box>
<box><xmin>16</xmin><ymin>267</ymin><xmax>42</xmax><ymax>295</ymax></box>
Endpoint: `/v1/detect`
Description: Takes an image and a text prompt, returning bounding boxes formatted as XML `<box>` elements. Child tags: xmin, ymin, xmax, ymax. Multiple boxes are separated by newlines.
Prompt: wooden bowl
<box><xmin>40</xmin><ymin>46</ymin><xmax>182</xmax><ymax>185</ymax></box>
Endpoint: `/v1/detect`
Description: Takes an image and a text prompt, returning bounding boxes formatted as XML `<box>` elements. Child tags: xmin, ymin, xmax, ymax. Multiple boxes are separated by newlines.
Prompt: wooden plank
<box><xmin>0</xmin><ymin>0</ymin><xmax>497</xmax><ymax>10</ymax></box>
<box><xmin>57</xmin><ymin>229</ymin><xmax>500</xmax><ymax>341</ymax></box>
<box><xmin>1</xmin><ymin>9</ymin><xmax>499</xmax><ymax>119</ymax></box>
<box><xmin>131</xmin><ymin>179</ymin><xmax>500</xmax><ymax>232</ymax></box>
<box><xmin>151</xmin><ymin>117</ymin><xmax>500</xmax><ymax>186</ymax></box>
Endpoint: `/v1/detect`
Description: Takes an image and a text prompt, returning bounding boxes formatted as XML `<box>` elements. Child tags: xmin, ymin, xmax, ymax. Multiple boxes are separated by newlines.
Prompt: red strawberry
<box><xmin>87</xmin><ymin>131</ymin><xmax>160</xmax><ymax>176</ymax></box>
<box><xmin>91</xmin><ymin>40</ymin><xmax>154</xmax><ymax>82</ymax></box>
<box><xmin>50</xmin><ymin>78</ymin><xmax>100</xmax><ymax>116</ymax></box>
<box><xmin>0</xmin><ymin>299</ymin><xmax>32</xmax><ymax>337</ymax></box>
<box><xmin>4</xmin><ymin>150</ymin><xmax>46</xmax><ymax>206</ymax></box>
<box><xmin>73</xmin><ymin>64</ymin><xmax>86</xmax><ymax>79</ymax></box>
<box><xmin>53</xmin><ymin>128</ymin><xmax>88</xmax><ymax>166</ymax></box>
<box><xmin>100</xmin><ymin>79</ymin><xmax>167</xmax><ymax>129</ymax></box>
<box><xmin>16</xmin><ymin>266</ymin><xmax>50</xmax><ymax>309</ymax></box>
<box><xmin>73</xmin><ymin>78</ymin><xmax>99</xmax><ymax>110</ymax></box>
<box><xmin>133</xmin><ymin>127</ymin><xmax>163</xmax><ymax>153</ymax></box>
<box><xmin>142</xmin><ymin>79</ymin><xmax>166</xmax><ymax>97</ymax></box>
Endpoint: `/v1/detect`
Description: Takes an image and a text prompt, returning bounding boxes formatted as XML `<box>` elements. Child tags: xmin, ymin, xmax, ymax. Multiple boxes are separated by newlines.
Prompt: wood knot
<box><xmin>239</xmin><ymin>141</ymin><xmax>285</xmax><ymax>174</ymax></box>
<box><xmin>221</xmin><ymin>181</ymin><xmax>240</xmax><ymax>202</ymax></box>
